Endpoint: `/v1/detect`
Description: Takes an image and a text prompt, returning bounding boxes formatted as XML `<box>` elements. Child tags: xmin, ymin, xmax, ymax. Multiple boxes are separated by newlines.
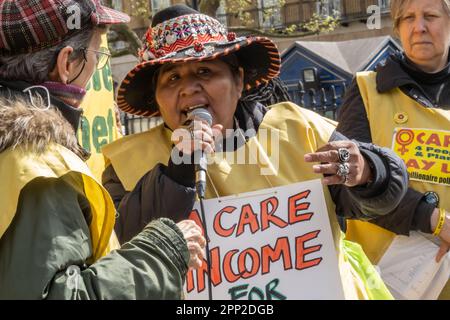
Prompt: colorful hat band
<box><xmin>140</xmin><ymin>14</ymin><xmax>232</xmax><ymax>60</ymax></box>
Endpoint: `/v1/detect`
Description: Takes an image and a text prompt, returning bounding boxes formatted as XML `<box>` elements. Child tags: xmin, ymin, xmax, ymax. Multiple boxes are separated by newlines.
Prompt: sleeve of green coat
<box><xmin>0</xmin><ymin>175</ymin><xmax>190</xmax><ymax>300</ymax></box>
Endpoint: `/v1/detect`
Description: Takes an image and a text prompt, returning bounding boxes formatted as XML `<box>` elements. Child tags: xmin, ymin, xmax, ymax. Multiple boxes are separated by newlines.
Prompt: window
<box><xmin>151</xmin><ymin>0</ymin><xmax>170</xmax><ymax>13</ymax></box>
<box><xmin>258</xmin><ymin>0</ymin><xmax>283</xmax><ymax>29</ymax></box>
<box><xmin>317</xmin><ymin>0</ymin><xmax>340</xmax><ymax>16</ymax></box>
<box><xmin>216</xmin><ymin>2</ymin><xmax>228</xmax><ymax>27</ymax></box>
<box><xmin>379</xmin><ymin>0</ymin><xmax>391</xmax><ymax>12</ymax></box>
<box><xmin>112</xmin><ymin>0</ymin><xmax>122</xmax><ymax>11</ymax></box>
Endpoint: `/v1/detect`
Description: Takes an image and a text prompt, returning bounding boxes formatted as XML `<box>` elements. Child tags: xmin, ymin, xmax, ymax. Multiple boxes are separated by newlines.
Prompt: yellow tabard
<box><xmin>0</xmin><ymin>144</ymin><xmax>118</xmax><ymax>264</ymax></box>
<box><xmin>348</xmin><ymin>71</ymin><xmax>450</xmax><ymax>298</ymax></box>
<box><xmin>103</xmin><ymin>101</ymin><xmax>392</xmax><ymax>299</ymax></box>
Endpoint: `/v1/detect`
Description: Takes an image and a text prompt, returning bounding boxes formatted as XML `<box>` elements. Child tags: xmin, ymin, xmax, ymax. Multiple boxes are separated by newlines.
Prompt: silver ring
<box><xmin>337</xmin><ymin>147</ymin><xmax>350</xmax><ymax>163</ymax></box>
<box><xmin>336</xmin><ymin>162</ymin><xmax>350</xmax><ymax>177</ymax></box>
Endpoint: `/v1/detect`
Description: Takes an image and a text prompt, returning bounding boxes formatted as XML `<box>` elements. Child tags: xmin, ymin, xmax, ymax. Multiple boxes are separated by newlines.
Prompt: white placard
<box><xmin>185</xmin><ymin>179</ymin><xmax>344</xmax><ymax>300</ymax></box>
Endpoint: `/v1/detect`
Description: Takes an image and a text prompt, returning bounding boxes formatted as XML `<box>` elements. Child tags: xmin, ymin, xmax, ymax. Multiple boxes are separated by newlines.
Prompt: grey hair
<box><xmin>391</xmin><ymin>0</ymin><xmax>450</xmax><ymax>34</ymax></box>
<box><xmin>0</xmin><ymin>28</ymin><xmax>96</xmax><ymax>84</ymax></box>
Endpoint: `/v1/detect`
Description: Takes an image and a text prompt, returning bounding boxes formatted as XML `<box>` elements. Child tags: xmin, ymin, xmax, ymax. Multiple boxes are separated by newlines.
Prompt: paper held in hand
<box><xmin>377</xmin><ymin>231</ymin><xmax>450</xmax><ymax>300</ymax></box>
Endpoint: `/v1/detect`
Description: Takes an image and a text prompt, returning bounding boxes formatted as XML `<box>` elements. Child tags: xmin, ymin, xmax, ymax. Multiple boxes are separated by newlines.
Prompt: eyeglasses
<box><xmin>81</xmin><ymin>47</ymin><xmax>111</xmax><ymax>70</ymax></box>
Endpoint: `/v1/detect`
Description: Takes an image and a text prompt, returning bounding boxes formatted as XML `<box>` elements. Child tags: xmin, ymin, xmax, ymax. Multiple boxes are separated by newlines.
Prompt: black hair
<box><xmin>150</xmin><ymin>55</ymin><xmax>291</xmax><ymax>113</ymax></box>
<box><xmin>241</xmin><ymin>77</ymin><xmax>292</xmax><ymax>106</ymax></box>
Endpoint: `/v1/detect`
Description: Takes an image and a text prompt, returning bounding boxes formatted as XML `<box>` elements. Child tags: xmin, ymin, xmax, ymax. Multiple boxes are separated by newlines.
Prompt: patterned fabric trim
<box><xmin>140</xmin><ymin>14</ymin><xmax>228</xmax><ymax>60</ymax></box>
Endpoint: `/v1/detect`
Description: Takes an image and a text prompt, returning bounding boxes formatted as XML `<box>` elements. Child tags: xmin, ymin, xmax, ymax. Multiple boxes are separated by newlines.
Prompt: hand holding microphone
<box><xmin>175</xmin><ymin>106</ymin><xmax>222</xmax><ymax>156</ymax></box>
<box><xmin>177</xmin><ymin>106</ymin><xmax>222</xmax><ymax>198</ymax></box>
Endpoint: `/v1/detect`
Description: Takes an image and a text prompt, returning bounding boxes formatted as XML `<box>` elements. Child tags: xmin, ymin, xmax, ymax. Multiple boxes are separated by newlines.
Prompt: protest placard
<box><xmin>77</xmin><ymin>34</ymin><xmax>121</xmax><ymax>181</ymax></box>
<box><xmin>185</xmin><ymin>179</ymin><xmax>345</xmax><ymax>300</ymax></box>
<box><xmin>392</xmin><ymin>128</ymin><xmax>450</xmax><ymax>186</ymax></box>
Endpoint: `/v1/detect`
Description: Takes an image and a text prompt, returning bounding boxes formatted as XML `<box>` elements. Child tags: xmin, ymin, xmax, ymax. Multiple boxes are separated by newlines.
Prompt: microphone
<box><xmin>187</xmin><ymin>106</ymin><xmax>212</xmax><ymax>199</ymax></box>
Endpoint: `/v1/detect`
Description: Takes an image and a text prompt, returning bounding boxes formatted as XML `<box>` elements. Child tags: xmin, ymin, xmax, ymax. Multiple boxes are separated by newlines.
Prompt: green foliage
<box><xmin>222</xmin><ymin>0</ymin><xmax>286</xmax><ymax>27</ymax></box>
<box><xmin>222</xmin><ymin>0</ymin><xmax>339</xmax><ymax>36</ymax></box>
<box><xmin>284</xmin><ymin>24</ymin><xmax>298</xmax><ymax>34</ymax></box>
<box><xmin>261</xmin><ymin>1</ymin><xmax>286</xmax><ymax>24</ymax></box>
<box><xmin>224</xmin><ymin>0</ymin><xmax>254</xmax><ymax>26</ymax></box>
<box><xmin>130</xmin><ymin>0</ymin><xmax>150</xmax><ymax>18</ymax></box>
<box><xmin>300</xmin><ymin>11</ymin><xmax>340</xmax><ymax>34</ymax></box>
<box><xmin>126</xmin><ymin>0</ymin><xmax>340</xmax><ymax>36</ymax></box>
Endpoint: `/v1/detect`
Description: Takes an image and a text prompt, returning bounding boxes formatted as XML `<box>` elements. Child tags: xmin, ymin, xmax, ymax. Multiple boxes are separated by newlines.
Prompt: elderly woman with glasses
<box><xmin>337</xmin><ymin>0</ymin><xmax>450</xmax><ymax>299</ymax></box>
<box><xmin>0</xmin><ymin>0</ymin><xmax>205</xmax><ymax>300</ymax></box>
<box><xmin>102</xmin><ymin>4</ymin><xmax>414</xmax><ymax>299</ymax></box>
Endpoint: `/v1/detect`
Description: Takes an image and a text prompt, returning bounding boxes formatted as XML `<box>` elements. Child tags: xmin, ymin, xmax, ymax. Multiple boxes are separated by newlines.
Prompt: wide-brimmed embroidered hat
<box><xmin>0</xmin><ymin>0</ymin><xmax>130</xmax><ymax>55</ymax></box>
<box><xmin>117</xmin><ymin>4</ymin><xmax>280</xmax><ymax>117</ymax></box>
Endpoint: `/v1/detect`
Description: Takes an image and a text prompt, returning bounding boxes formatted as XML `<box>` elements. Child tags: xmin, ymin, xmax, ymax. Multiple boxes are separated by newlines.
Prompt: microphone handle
<box><xmin>195</xmin><ymin>152</ymin><xmax>207</xmax><ymax>198</ymax></box>
<box><xmin>188</xmin><ymin>107</ymin><xmax>211</xmax><ymax>199</ymax></box>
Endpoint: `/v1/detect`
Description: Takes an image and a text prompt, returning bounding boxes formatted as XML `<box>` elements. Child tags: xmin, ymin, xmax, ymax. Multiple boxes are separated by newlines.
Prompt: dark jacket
<box><xmin>0</xmin><ymin>82</ymin><xmax>190</xmax><ymax>299</ymax></box>
<box><xmin>337</xmin><ymin>51</ymin><xmax>450</xmax><ymax>235</ymax></box>
<box><xmin>103</xmin><ymin>102</ymin><xmax>408</xmax><ymax>244</ymax></box>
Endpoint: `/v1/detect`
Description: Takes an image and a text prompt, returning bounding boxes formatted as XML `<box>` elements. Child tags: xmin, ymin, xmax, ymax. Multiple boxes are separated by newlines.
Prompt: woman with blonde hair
<box><xmin>338</xmin><ymin>0</ymin><xmax>450</xmax><ymax>299</ymax></box>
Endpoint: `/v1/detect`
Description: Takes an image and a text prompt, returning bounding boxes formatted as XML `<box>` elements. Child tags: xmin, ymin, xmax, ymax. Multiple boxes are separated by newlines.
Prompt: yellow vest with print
<box><xmin>103</xmin><ymin>102</ymin><xmax>392</xmax><ymax>300</ymax></box>
<box><xmin>346</xmin><ymin>71</ymin><xmax>450</xmax><ymax>299</ymax></box>
<box><xmin>0</xmin><ymin>144</ymin><xmax>118</xmax><ymax>264</ymax></box>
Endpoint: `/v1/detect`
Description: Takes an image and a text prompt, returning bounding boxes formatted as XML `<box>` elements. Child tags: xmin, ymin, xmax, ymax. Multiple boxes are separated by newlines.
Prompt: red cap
<box><xmin>0</xmin><ymin>0</ymin><xmax>130</xmax><ymax>55</ymax></box>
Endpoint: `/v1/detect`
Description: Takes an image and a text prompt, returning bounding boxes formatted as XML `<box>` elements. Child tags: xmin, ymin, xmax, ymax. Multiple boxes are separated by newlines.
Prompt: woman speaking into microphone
<box><xmin>102</xmin><ymin>4</ymin><xmax>410</xmax><ymax>299</ymax></box>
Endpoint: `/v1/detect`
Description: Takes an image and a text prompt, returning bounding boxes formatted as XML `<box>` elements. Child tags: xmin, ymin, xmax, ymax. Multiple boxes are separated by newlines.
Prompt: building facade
<box><xmin>108</xmin><ymin>0</ymin><xmax>398</xmax><ymax>132</ymax></box>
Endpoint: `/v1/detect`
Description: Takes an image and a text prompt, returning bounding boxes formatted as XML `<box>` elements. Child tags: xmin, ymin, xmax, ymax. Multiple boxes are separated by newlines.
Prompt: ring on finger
<box><xmin>337</xmin><ymin>147</ymin><xmax>350</xmax><ymax>163</ymax></box>
<box><xmin>336</xmin><ymin>162</ymin><xmax>350</xmax><ymax>177</ymax></box>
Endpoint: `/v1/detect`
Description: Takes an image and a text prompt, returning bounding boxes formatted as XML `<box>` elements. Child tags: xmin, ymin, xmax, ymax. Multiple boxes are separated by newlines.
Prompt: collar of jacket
<box><xmin>0</xmin><ymin>79</ymin><xmax>91</xmax><ymax>161</ymax></box>
<box><xmin>0</xmin><ymin>79</ymin><xmax>83</xmax><ymax>133</ymax></box>
<box><xmin>376</xmin><ymin>52</ymin><xmax>413</xmax><ymax>93</ymax></box>
<box><xmin>376</xmin><ymin>51</ymin><xmax>450</xmax><ymax>99</ymax></box>
<box><xmin>376</xmin><ymin>51</ymin><xmax>450</xmax><ymax>93</ymax></box>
